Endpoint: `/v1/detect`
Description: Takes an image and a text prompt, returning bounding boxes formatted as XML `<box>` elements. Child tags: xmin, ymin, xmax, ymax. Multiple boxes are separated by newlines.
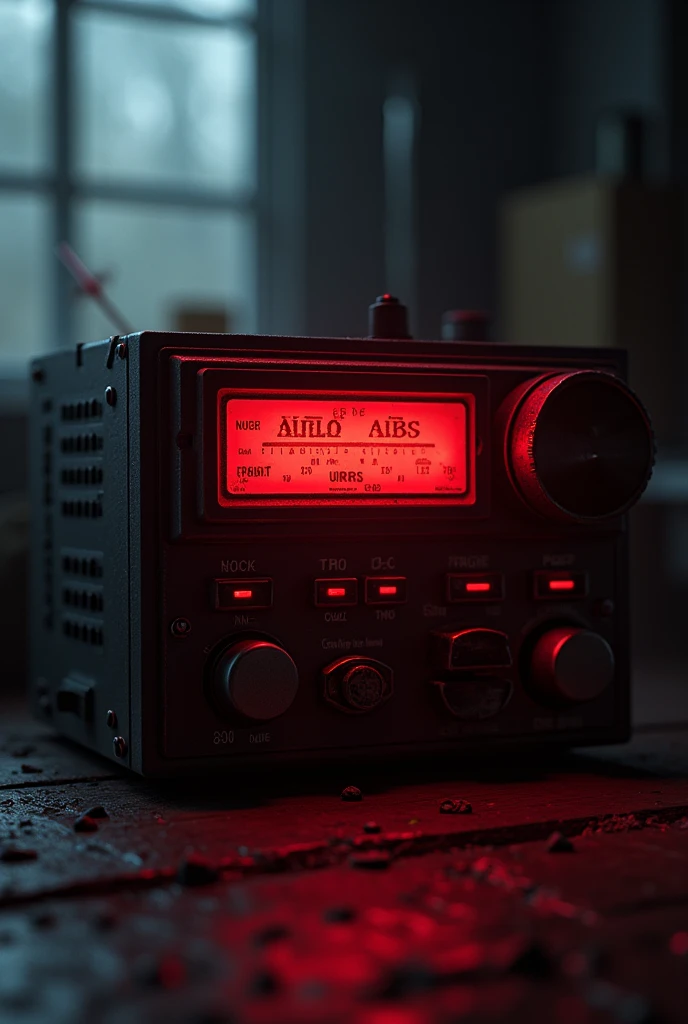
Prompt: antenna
<box><xmin>56</xmin><ymin>242</ymin><xmax>133</xmax><ymax>335</ymax></box>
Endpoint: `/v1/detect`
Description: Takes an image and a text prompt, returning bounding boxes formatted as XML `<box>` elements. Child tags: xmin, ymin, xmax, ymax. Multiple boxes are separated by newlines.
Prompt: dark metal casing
<box><xmin>28</xmin><ymin>331</ymin><xmax>642</xmax><ymax>776</ymax></box>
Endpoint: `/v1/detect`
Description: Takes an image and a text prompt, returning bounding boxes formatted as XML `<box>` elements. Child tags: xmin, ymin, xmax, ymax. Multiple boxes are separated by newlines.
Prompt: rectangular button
<box><xmin>364</xmin><ymin>577</ymin><xmax>407</xmax><ymax>605</ymax></box>
<box><xmin>314</xmin><ymin>578</ymin><xmax>358</xmax><ymax>607</ymax></box>
<box><xmin>215</xmin><ymin>578</ymin><xmax>273</xmax><ymax>610</ymax></box>
<box><xmin>533</xmin><ymin>570</ymin><xmax>588</xmax><ymax>600</ymax></box>
<box><xmin>446</xmin><ymin>572</ymin><xmax>504</xmax><ymax>603</ymax></box>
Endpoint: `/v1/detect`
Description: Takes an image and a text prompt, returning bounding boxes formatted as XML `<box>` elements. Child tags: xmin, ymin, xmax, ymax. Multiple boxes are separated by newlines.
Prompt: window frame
<box><xmin>0</xmin><ymin>0</ymin><xmax>260</xmax><ymax>393</ymax></box>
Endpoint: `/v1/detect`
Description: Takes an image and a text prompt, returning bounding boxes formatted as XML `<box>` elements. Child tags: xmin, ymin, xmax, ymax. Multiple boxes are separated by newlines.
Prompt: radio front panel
<box><xmin>161</xmin><ymin>535</ymin><xmax>622</xmax><ymax>761</ymax></box>
<box><xmin>28</xmin><ymin>328</ymin><xmax>652</xmax><ymax>775</ymax></box>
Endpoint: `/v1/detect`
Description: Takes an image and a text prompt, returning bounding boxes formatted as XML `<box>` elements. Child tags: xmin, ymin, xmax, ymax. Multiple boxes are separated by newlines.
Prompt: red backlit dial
<box><xmin>219</xmin><ymin>395</ymin><xmax>475</xmax><ymax>503</ymax></box>
<box><xmin>506</xmin><ymin>371</ymin><xmax>654</xmax><ymax>522</ymax></box>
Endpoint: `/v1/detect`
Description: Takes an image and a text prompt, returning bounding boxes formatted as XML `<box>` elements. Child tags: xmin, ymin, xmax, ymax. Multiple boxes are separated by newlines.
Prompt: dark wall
<box><xmin>299</xmin><ymin>0</ymin><xmax>550</xmax><ymax>341</ymax></box>
<box><xmin>547</xmin><ymin>0</ymin><xmax>669</xmax><ymax>179</ymax></box>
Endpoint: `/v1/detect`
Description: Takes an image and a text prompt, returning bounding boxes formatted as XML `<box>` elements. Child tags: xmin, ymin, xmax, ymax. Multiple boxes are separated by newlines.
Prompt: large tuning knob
<box><xmin>506</xmin><ymin>371</ymin><xmax>654</xmax><ymax>522</ymax></box>
<box><xmin>211</xmin><ymin>639</ymin><xmax>299</xmax><ymax>721</ymax></box>
<box><xmin>528</xmin><ymin>626</ymin><xmax>615</xmax><ymax>706</ymax></box>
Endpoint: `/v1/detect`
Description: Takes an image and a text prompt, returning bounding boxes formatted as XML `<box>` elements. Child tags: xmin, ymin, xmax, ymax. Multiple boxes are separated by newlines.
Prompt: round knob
<box><xmin>507</xmin><ymin>371</ymin><xmax>654</xmax><ymax>522</ymax></box>
<box><xmin>212</xmin><ymin>640</ymin><xmax>298</xmax><ymax>721</ymax></box>
<box><xmin>368</xmin><ymin>294</ymin><xmax>411</xmax><ymax>339</ymax></box>
<box><xmin>322</xmin><ymin>656</ymin><xmax>394</xmax><ymax>714</ymax></box>
<box><xmin>341</xmin><ymin>663</ymin><xmax>386</xmax><ymax>711</ymax></box>
<box><xmin>529</xmin><ymin>627</ymin><xmax>614</xmax><ymax>705</ymax></box>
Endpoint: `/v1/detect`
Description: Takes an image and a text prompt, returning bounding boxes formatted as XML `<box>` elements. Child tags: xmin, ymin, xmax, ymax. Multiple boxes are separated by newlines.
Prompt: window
<box><xmin>0</xmin><ymin>0</ymin><xmax>257</xmax><ymax>376</ymax></box>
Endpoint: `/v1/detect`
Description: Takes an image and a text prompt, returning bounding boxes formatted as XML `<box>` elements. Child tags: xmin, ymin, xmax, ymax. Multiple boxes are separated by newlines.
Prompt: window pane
<box><xmin>0</xmin><ymin>193</ymin><xmax>50</xmax><ymax>369</ymax></box>
<box><xmin>74</xmin><ymin>203</ymin><xmax>256</xmax><ymax>343</ymax></box>
<box><xmin>0</xmin><ymin>0</ymin><xmax>52</xmax><ymax>173</ymax></box>
<box><xmin>75</xmin><ymin>12</ymin><xmax>256</xmax><ymax>191</ymax></box>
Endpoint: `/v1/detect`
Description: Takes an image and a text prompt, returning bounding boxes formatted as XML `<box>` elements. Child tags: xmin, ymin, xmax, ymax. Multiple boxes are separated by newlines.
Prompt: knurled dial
<box><xmin>507</xmin><ymin>370</ymin><xmax>654</xmax><ymax>522</ymax></box>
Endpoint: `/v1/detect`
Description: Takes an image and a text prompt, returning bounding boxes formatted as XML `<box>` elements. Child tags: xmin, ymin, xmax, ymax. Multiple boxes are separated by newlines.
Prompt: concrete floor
<box><xmin>0</xmin><ymin>705</ymin><xmax>687</xmax><ymax>1024</ymax></box>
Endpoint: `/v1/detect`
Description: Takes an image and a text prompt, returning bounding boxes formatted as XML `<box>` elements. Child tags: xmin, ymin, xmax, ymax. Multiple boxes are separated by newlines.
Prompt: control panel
<box><xmin>28</xmin><ymin>297</ymin><xmax>653</xmax><ymax>775</ymax></box>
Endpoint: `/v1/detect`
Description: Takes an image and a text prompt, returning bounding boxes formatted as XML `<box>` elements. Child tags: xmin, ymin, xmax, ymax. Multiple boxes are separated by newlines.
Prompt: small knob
<box><xmin>529</xmin><ymin>627</ymin><xmax>614</xmax><ymax>705</ymax></box>
<box><xmin>368</xmin><ymin>294</ymin><xmax>411</xmax><ymax>339</ymax></box>
<box><xmin>322</xmin><ymin>656</ymin><xmax>393</xmax><ymax>714</ymax></box>
<box><xmin>341</xmin><ymin>663</ymin><xmax>386</xmax><ymax>711</ymax></box>
<box><xmin>212</xmin><ymin>640</ymin><xmax>298</xmax><ymax>721</ymax></box>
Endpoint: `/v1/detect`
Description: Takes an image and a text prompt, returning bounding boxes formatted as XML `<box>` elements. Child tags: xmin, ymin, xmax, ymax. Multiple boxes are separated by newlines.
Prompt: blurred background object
<box><xmin>1</xmin><ymin>0</ymin><xmax>687</xmax><ymax>714</ymax></box>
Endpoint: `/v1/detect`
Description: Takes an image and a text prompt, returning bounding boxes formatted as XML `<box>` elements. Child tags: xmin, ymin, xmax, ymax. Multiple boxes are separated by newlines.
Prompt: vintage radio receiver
<box><xmin>29</xmin><ymin>298</ymin><xmax>654</xmax><ymax>776</ymax></box>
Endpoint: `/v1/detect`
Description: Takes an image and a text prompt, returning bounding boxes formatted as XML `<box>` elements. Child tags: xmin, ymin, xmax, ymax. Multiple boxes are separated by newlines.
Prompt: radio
<box><xmin>28</xmin><ymin>297</ymin><xmax>654</xmax><ymax>776</ymax></box>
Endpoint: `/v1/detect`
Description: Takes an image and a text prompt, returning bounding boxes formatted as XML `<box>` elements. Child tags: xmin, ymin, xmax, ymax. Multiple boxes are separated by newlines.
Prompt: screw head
<box><xmin>113</xmin><ymin>736</ymin><xmax>128</xmax><ymax>759</ymax></box>
<box><xmin>104</xmin><ymin>386</ymin><xmax>117</xmax><ymax>407</ymax></box>
<box><xmin>115</xmin><ymin>342</ymin><xmax>128</xmax><ymax>360</ymax></box>
<box><xmin>106</xmin><ymin>710</ymin><xmax>118</xmax><ymax>729</ymax></box>
<box><xmin>171</xmin><ymin>617</ymin><xmax>192</xmax><ymax>638</ymax></box>
<box><xmin>31</xmin><ymin>367</ymin><xmax>45</xmax><ymax>384</ymax></box>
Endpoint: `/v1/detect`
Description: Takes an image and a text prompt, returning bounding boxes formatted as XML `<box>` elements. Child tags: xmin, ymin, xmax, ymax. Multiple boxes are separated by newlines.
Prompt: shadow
<box><xmin>40</xmin><ymin>730</ymin><xmax>670</xmax><ymax>818</ymax></box>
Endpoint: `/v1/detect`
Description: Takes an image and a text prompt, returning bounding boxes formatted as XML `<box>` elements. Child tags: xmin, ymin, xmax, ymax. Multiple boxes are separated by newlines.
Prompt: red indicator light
<box><xmin>465</xmin><ymin>581</ymin><xmax>491</xmax><ymax>593</ymax></box>
<box><xmin>548</xmin><ymin>579</ymin><xmax>575</xmax><ymax>592</ymax></box>
<box><xmin>378</xmin><ymin>585</ymin><xmax>398</xmax><ymax>596</ymax></box>
<box><xmin>326</xmin><ymin>587</ymin><xmax>347</xmax><ymax>598</ymax></box>
<box><xmin>233</xmin><ymin>589</ymin><xmax>253</xmax><ymax>600</ymax></box>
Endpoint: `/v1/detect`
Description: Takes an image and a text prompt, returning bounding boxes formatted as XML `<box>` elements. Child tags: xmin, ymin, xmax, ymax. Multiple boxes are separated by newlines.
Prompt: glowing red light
<box><xmin>220</xmin><ymin>395</ymin><xmax>475</xmax><ymax>503</ymax></box>
<box><xmin>326</xmin><ymin>587</ymin><xmax>347</xmax><ymax>598</ymax></box>
<box><xmin>548</xmin><ymin>579</ymin><xmax>575</xmax><ymax>592</ymax></box>
<box><xmin>233</xmin><ymin>589</ymin><xmax>253</xmax><ymax>600</ymax></box>
<box><xmin>465</xmin><ymin>582</ymin><xmax>491</xmax><ymax>593</ymax></box>
<box><xmin>378</xmin><ymin>585</ymin><xmax>398</xmax><ymax>596</ymax></box>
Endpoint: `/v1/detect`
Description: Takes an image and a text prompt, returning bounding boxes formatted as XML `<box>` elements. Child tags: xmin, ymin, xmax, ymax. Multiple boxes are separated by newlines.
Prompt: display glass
<box><xmin>219</xmin><ymin>394</ymin><xmax>475</xmax><ymax>502</ymax></box>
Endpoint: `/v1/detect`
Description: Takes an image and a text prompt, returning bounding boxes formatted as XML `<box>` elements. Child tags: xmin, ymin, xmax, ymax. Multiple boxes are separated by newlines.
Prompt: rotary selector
<box><xmin>322</xmin><ymin>657</ymin><xmax>393</xmax><ymax>714</ymax></box>
<box><xmin>528</xmin><ymin>626</ymin><xmax>614</xmax><ymax>706</ymax></box>
<box><xmin>507</xmin><ymin>370</ymin><xmax>654</xmax><ymax>522</ymax></box>
<box><xmin>211</xmin><ymin>639</ymin><xmax>299</xmax><ymax>721</ymax></box>
<box><xmin>430</xmin><ymin>629</ymin><xmax>514</xmax><ymax>721</ymax></box>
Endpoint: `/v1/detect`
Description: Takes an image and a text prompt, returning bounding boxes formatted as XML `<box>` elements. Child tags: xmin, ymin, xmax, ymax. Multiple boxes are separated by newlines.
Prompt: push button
<box><xmin>215</xmin><ymin>578</ymin><xmax>273</xmax><ymax>610</ymax></box>
<box><xmin>314</xmin><ymin>578</ymin><xmax>358</xmax><ymax>607</ymax></box>
<box><xmin>447</xmin><ymin>572</ymin><xmax>504</xmax><ymax>603</ymax></box>
<box><xmin>533</xmin><ymin>571</ymin><xmax>588</xmax><ymax>600</ymax></box>
<box><xmin>364</xmin><ymin>577</ymin><xmax>407</xmax><ymax>605</ymax></box>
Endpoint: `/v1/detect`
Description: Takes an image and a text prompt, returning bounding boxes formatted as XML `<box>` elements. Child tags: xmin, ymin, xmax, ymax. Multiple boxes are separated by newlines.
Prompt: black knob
<box><xmin>212</xmin><ymin>639</ymin><xmax>299</xmax><ymax>721</ymax></box>
<box><xmin>507</xmin><ymin>370</ymin><xmax>654</xmax><ymax>522</ymax></box>
<box><xmin>529</xmin><ymin>627</ymin><xmax>615</xmax><ymax>705</ymax></box>
<box><xmin>368</xmin><ymin>295</ymin><xmax>411</xmax><ymax>339</ymax></box>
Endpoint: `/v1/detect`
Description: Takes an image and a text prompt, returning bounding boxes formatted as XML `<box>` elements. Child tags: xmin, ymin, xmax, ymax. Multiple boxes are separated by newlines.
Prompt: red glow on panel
<box><xmin>465</xmin><ymin>581</ymin><xmax>491</xmax><ymax>593</ymax></box>
<box><xmin>221</xmin><ymin>396</ymin><xmax>474</xmax><ymax>501</ymax></box>
<box><xmin>378</xmin><ymin>585</ymin><xmax>398</xmax><ymax>596</ymax></box>
<box><xmin>326</xmin><ymin>587</ymin><xmax>347</xmax><ymax>598</ymax></box>
<box><xmin>232</xmin><ymin>589</ymin><xmax>253</xmax><ymax>600</ymax></box>
<box><xmin>548</xmin><ymin>579</ymin><xmax>575</xmax><ymax>592</ymax></box>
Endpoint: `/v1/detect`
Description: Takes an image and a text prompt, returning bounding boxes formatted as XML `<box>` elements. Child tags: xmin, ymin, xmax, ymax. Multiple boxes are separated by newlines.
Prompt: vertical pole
<box><xmin>383</xmin><ymin>75</ymin><xmax>419</xmax><ymax>333</ymax></box>
<box><xmin>53</xmin><ymin>0</ymin><xmax>74</xmax><ymax>351</ymax></box>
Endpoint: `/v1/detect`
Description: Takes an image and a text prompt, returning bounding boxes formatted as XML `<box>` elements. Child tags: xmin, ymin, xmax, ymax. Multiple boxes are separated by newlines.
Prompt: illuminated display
<box><xmin>220</xmin><ymin>396</ymin><xmax>475</xmax><ymax>501</ymax></box>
